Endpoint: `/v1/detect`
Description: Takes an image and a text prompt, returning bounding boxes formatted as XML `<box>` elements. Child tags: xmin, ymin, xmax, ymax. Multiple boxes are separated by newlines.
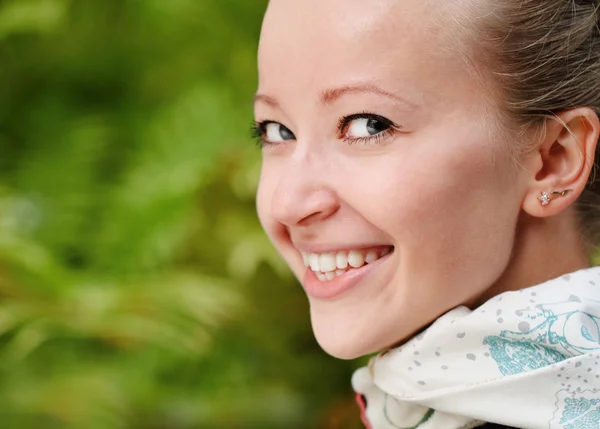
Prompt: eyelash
<box><xmin>337</xmin><ymin>112</ymin><xmax>400</xmax><ymax>145</ymax></box>
<box><xmin>250</xmin><ymin>113</ymin><xmax>401</xmax><ymax>148</ymax></box>
<box><xmin>250</xmin><ymin>120</ymin><xmax>268</xmax><ymax>148</ymax></box>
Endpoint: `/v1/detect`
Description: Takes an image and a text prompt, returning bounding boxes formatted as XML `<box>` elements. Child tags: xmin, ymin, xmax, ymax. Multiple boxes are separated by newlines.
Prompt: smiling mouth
<box><xmin>300</xmin><ymin>246</ymin><xmax>394</xmax><ymax>282</ymax></box>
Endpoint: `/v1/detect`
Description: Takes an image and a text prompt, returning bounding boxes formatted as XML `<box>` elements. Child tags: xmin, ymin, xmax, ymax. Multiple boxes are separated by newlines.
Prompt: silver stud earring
<box><xmin>538</xmin><ymin>189</ymin><xmax>573</xmax><ymax>206</ymax></box>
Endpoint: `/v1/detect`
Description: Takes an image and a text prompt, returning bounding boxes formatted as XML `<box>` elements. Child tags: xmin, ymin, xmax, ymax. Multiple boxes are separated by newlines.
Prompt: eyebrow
<box><xmin>320</xmin><ymin>84</ymin><xmax>416</xmax><ymax>107</ymax></box>
<box><xmin>254</xmin><ymin>94</ymin><xmax>280</xmax><ymax>108</ymax></box>
<box><xmin>253</xmin><ymin>83</ymin><xmax>416</xmax><ymax>109</ymax></box>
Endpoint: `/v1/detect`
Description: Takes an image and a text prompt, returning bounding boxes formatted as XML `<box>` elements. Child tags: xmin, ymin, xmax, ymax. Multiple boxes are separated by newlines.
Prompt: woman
<box><xmin>252</xmin><ymin>0</ymin><xmax>600</xmax><ymax>427</ymax></box>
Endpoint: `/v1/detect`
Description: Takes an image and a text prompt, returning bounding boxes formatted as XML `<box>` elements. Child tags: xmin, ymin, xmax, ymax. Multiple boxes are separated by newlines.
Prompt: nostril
<box><xmin>297</xmin><ymin>203</ymin><xmax>340</xmax><ymax>226</ymax></box>
<box><xmin>270</xmin><ymin>177</ymin><xmax>340</xmax><ymax>227</ymax></box>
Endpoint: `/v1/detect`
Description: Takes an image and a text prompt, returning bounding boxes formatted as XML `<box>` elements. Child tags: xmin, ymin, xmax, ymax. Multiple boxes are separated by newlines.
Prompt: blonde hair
<box><xmin>458</xmin><ymin>0</ymin><xmax>600</xmax><ymax>245</ymax></box>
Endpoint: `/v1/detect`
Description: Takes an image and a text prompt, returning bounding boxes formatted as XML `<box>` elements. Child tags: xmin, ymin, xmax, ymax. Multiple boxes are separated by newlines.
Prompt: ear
<box><xmin>522</xmin><ymin>108</ymin><xmax>600</xmax><ymax>218</ymax></box>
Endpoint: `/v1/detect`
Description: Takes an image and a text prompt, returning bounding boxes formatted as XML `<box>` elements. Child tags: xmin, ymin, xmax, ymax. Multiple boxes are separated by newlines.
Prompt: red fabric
<box><xmin>355</xmin><ymin>393</ymin><xmax>372</xmax><ymax>429</ymax></box>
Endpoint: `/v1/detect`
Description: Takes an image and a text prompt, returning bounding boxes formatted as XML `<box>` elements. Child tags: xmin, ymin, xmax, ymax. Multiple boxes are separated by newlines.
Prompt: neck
<box><xmin>470</xmin><ymin>208</ymin><xmax>591</xmax><ymax>308</ymax></box>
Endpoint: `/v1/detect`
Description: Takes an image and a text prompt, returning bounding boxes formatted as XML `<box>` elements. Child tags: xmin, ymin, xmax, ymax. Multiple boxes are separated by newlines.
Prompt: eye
<box><xmin>251</xmin><ymin>120</ymin><xmax>296</xmax><ymax>148</ymax></box>
<box><xmin>346</xmin><ymin>117</ymin><xmax>391</xmax><ymax>138</ymax></box>
<box><xmin>339</xmin><ymin>113</ymin><xmax>400</xmax><ymax>144</ymax></box>
<box><xmin>262</xmin><ymin>121</ymin><xmax>296</xmax><ymax>143</ymax></box>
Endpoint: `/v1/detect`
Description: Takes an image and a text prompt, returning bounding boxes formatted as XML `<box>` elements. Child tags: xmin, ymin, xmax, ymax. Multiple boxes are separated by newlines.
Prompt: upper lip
<box><xmin>292</xmin><ymin>242</ymin><xmax>394</xmax><ymax>254</ymax></box>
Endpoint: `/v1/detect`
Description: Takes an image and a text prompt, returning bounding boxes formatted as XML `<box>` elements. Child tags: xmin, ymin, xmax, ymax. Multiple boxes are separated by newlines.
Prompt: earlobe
<box><xmin>522</xmin><ymin>108</ymin><xmax>600</xmax><ymax>218</ymax></box>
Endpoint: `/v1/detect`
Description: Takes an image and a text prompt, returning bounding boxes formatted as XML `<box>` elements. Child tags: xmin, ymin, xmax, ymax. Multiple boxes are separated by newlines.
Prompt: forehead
<box><xmin>257</xmin><ymin>0</ymin><xmax>469</xmax><ymax>107</ymax></box>
<box><xmin>262</xmin><ymin>0</ymin><xmax>424</xmax><ymax>41</ymax></box>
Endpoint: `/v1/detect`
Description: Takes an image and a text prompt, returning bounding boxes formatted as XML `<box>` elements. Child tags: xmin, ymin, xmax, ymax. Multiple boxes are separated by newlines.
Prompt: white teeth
<box><xmin>319</xmin><ymin>253</ymin><xmax>337</xmax><ymax>272</ymax></box>
<box><xmin>314</xmin><ymin>269</ymin><xmax>347</xmax><ymax>283</ymax></box>
<box><xmin>365</xmin><ymin>250</ymin><xmax>378</xmax><ymax>264</ymax></box>
<box><xmin>302</xmin><ymin>253</ymin><xmax>310</xmax><ymax>267</ymax></box>
<box><xmin>300</xmin><ymin>246</ymin><xmax>393</xmax><ymax>281</ymax></box>
<box><xmin>309</xmin><ymin>253</ymin><xmax>320</xmax><ymax>271</ymax></box>
<box><xmin>347</xmin><ymin>250</ymin><xmax>366</xmax><ymax>268</ymax></box>
<box><xmin>336</xmin><ymin>251</ymin><xmax>348</xmax><ymax>269</ymax></box>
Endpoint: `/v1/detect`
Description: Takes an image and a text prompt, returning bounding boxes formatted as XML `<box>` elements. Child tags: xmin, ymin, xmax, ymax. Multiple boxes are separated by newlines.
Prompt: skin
<box><xmin>254</xmin><ymin>0</ymin><xmax>599</xmax><ymax>359</ymax></box>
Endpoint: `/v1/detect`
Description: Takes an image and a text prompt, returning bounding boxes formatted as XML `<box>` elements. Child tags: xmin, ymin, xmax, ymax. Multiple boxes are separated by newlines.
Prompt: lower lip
<box><xmin>301</xmin><ymin>251</ymin><xmax>394</xmax><ymax>300</ymax></box>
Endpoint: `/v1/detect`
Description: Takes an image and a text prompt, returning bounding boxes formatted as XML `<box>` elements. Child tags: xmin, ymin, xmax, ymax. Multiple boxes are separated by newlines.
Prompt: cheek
<box><xmin>255</xmin><ymin>160</ymin><xmax>299</xmax><ymax>264</ymax></box>
<box><xmin>256</xmin><ymin>165</ymin><xmax>278</xmax><ymax>241</ymax></box>
<box><xmin>256</xmin><ymin>175</ymin><xmax>269</xmax><ymax>227</ymax></box>
<box><xmin>345</xmin><ymin>132</ymin><xmax>518</xmax><ymax>298</ymax></box>
<box><xmin>349</xmin><ymin>135</ymin><xmax>505</xmax><ymax>220</ymax></box>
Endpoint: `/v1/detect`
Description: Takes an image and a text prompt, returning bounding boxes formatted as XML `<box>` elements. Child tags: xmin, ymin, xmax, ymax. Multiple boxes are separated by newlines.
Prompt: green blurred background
<box><xmin>0</xmin><ymin>0</ymin><xmax>363</xmax><ymax>428</ymax></box>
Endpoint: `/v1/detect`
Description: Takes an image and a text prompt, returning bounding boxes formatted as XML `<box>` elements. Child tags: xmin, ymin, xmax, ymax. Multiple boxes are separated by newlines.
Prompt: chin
<box><xmin>310</xmin><ymin>313</ymin><xmax>391</xmax><ymax>360</ymax></box>
<box><xmin>308</xmin><ymin>297</ymin><xmax>427</xmax><ymax>360</ymax></box>
<box><xmin>314</xmin><ymin>333</ymin><xmax>369</xmax><ymax>360</ymax></box>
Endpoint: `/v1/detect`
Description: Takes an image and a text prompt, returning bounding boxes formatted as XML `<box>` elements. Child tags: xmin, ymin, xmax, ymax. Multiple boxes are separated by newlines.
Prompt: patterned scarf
<box><xmin>352</xmin><ymin>267</ymin><xmax>600</xmax><ymax>429</ymax></box>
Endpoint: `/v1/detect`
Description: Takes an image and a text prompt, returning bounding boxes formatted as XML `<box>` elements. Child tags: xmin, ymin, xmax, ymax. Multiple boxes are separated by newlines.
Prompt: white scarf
<box><xmin>352</xmin><ymin>267</ymin><xmax>600</xmax><ymax>429</ymax></box>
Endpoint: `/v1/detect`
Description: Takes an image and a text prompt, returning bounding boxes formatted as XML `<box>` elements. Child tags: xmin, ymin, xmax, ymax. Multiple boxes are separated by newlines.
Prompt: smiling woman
<box><xmin>253</xmin><ymin>0</ymin><xmax>600</xmax><ymax>428</ymax></box>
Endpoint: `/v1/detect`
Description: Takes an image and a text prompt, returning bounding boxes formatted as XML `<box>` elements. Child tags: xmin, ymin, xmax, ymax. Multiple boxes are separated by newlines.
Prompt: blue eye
<box><xmin>346</xmin><ymin>117</ymin><xmax>391</xmax><ymax>138</ymax></box>
<box><xmin>339</xmin><ymin>113</ymin><xmax>400</xmax><ymax>145</ymax></box>
<box><xmin>263</xmin><ymin>122</ymin><xmax>295</xmax><ymax>142</ymax></box>
<box><xmin>252</xmin><ymin>121</ymin><xmax>296</xmax><ymax>147</ymax></box>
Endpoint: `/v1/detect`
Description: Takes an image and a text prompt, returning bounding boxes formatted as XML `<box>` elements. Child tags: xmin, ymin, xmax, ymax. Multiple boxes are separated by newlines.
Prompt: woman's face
<box><xmin>255</xmin><ymin>0</ymin><xmax>525</xmax><ymax>359</ymax></box>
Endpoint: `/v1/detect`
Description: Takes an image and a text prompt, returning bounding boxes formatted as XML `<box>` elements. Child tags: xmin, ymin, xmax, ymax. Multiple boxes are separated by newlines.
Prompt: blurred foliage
<box><xmin>0</xmin><ymin>0</ymin><xmax>362</xmax><ymax>428</ymax></box>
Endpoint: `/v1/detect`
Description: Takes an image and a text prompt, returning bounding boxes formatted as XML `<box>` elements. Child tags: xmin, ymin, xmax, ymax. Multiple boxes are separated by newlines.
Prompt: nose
<box><xmin>270</xmin><ymin>157</ymin><xmax>340</xmax><ymax>227</ymax></box>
